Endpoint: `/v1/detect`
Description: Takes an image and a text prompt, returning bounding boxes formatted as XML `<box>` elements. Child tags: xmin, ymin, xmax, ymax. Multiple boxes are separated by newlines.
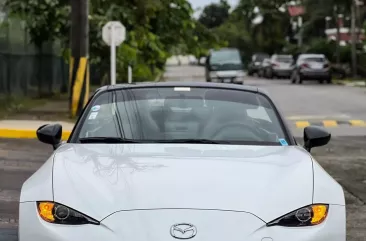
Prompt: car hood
<box><xmin>52</xmin><ymin>143</ymin><xmax>313</xmax><ymax>222</ymax></box>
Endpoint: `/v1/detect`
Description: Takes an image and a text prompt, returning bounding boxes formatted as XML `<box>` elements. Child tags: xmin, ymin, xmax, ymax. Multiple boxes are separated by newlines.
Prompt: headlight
<box><xmin>209</xmin><ymin>72</ymin><xmax>217</xmax><ymax>78</ymax></box>
<box><xmin>267</xmin><ymin>204</ymin><xmax>328</xmax><ymax>227</ymax></box>
<box><xmin>37</xmin><ymin>201</ymin><xmax>100</xmax><ymax>225</ymax></box>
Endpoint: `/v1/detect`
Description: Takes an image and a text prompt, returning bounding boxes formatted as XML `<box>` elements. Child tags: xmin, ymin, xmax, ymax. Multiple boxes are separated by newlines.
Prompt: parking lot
<box><xmin>1</xmin><ymin>66</ymin><xmax>366</xmax><ymax>240</ymax></box>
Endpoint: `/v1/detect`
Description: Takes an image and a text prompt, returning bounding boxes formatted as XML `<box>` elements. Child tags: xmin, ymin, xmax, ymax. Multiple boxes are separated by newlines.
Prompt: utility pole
<box><xmin>297</xmin><ymin>16</ymin><xmax>303</xmax><ymax>47</ymax></box>
<box><xmin>334</xmin><ymin>5</ymin><xmax>340</xmax><ymax>64</ymax></box>
<box><xmin>70</xmin><ymin>0</ymin><xmax>89</xmax><ymax>118</ymax></box>
<box><xmin>351</xmin><ymin>0</ymin><xmax>357</xmax><ymax>78</ymax></box>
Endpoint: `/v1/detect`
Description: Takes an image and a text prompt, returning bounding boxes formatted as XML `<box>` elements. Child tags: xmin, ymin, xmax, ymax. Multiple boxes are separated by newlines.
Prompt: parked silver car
<box><xmin>258</xmin><ymin>58</ymin><xmax>271</xmax><ymax>78</ymax></box>
<box><xmin>291</xmin><ymin>54</ymin><xmax>332</xmax><ymax>84</ymax></box>
<box><xmin>266</xmin><ymin>54</ymin><xmax>293</xmax><ymax>79</ymax></box>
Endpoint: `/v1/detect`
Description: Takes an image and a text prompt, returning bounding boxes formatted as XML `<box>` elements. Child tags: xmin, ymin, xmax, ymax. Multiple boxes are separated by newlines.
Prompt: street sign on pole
<box><xmin>128</xmin><ymin>65</ymin><xmax>132</xmax><ymax>83</ymax></box>
<box><xmin>102</xmin><ymin>21</ymin><xmax>126</xmax><ymax>85</ymax></box>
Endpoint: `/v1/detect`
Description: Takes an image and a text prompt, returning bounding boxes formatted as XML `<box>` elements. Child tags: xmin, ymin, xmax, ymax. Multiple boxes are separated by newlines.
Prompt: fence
<box><xmin>0</xmin><ymin>15</ymin><xmax>68</xmax><ymax>97</ymax></box>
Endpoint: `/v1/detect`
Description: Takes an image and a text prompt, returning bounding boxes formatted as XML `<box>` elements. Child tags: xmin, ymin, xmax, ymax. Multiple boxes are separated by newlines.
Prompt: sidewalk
<box><xmin>0</xmin><ymin>120</ymin><xmax>74</xmax><ymax>140</ymax></box>
<box><xmin>334</xmin><ymin>79</ymin><xmax>366</xmax><ymax>87</ymax></box>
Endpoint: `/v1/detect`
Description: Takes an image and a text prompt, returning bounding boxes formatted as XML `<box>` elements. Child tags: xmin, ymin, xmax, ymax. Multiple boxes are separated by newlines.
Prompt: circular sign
<box><xmin>102</xmin><ymin>21</ymin><xmax>126</xmax><ymax>46</ymax></box>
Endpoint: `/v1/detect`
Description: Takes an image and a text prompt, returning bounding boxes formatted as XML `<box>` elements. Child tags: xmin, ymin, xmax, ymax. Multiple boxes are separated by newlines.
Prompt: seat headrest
<box><xmin>163</xmin><ymin>96</ymin><xmax>204</xmax><ymax>109</ymax></box>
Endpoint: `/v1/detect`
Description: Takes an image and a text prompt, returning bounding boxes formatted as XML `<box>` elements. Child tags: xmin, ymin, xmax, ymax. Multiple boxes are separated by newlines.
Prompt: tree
<box><xmin>215</xmin><ymin>0</ymin><xmax>289</xmax><ymax>57</ymax></box>
<box><xmin>302</xmin><ymin>0</ymin><xmax>352</xmax><ymax>40</ymax></box>
<box><xmin>198</xmin><ymin>0</ymin><xmax>231</xmax><ymax>29</ymax></box>
<box><xmin>4</xmin><ymin>0</ymin><xmax>70</xmax><ymax>96</ymax></box>
<box><xmin>4</xmin><ymin>0</ymin><xmax>70</xmax><ymax>50</ymax></box>
<box><xmin>5</xmin><ymin>0</ymin><xmax>210</xmax><ymax>84</ymax></box>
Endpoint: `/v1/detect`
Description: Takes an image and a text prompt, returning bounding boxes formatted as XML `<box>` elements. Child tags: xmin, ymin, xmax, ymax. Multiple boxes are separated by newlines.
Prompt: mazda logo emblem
<box><xmin>170</xmin><ymin>223</ymin><xmax>197</xmax><ymax>239</ymax></box>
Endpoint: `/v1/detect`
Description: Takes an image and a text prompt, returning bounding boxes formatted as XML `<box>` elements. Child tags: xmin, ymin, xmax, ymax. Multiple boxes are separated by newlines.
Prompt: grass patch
<box><xmin>0</xmin><ymin>96</ymin><xmax>47</xmax><ymax>119</ymax></box>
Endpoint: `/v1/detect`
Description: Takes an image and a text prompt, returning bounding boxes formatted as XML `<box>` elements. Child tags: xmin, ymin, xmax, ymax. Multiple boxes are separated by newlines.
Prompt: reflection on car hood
<box><xmin>52</xmin><ymin>143</ymin><xmax>313</xmax><ymax>222</ymax></box>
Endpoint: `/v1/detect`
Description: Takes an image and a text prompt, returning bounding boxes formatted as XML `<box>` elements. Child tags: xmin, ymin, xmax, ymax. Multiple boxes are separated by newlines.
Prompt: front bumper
<box><xmin>249</xmin><ymin>65</ymin><xmax>261</xmax><ymax>73</ymax></box>
<box><xmin>300</xmin><ymin>69</ymin><xmax>331</xmax><ymax>79</ymax></box>
<box><xmin>210</xmin><ymin>77</ymin><xmax>244</xmax><ymax>84</ymax></box>
<box><xmin>273</xmin><ymin>69</ymin><xmax>292</xmax><ymax>77</ymax></box>
<box><xmin>19</xmin><ymin>202</ymin><xmax>346</xmax><ymax>241</ymax></box>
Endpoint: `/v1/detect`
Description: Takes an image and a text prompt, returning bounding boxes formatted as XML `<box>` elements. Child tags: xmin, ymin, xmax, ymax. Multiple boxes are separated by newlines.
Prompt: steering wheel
<box><xmin>209</xmin><ymin>122</ymin><xmax>263</xmax><ymax>141</ymax></box>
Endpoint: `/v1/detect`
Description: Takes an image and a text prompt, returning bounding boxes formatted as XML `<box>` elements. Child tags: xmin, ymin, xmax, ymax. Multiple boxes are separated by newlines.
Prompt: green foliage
<box><xmin>5</xmin><ymin>0</ymin><xmax>221</xmax><ymax>83</ymax></box>
<box><xmin>207</xmin><ymin>0</ymin><xmax>289</xmax><ymax>59</ymax></box>
<box><xmin>8</xmin><ymin>0</ymin><xmax>360</xmax><ymax>82</ymax></box>
<box><xmin>199</xmin><ymin>0</ymin><xmax>231</xmax><ymax>29</ymax></box>
<box><xmin>4</xmin><ymin>0</ymin><xmax>69</xmax><ymax>48</ymax></box>
<box><xmin>304</xmin><ymin>39</ymin><xmax>336</xmax><ymax>60</ymax></box>
<box><xmin>302</xmin><ymin>0</ymin><xmax>352</xmax><ymax>40</ymax></box>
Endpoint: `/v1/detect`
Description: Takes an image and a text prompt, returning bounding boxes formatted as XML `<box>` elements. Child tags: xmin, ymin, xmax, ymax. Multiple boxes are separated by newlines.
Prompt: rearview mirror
<box><xmin>36</xmin><ymin>124</ymin><xmax>63</xmax><ymax>150</ymax></box>
<box><xmin>303</xmin><ymin>126</ymin><xmax>331</xmax><ymax>152</ymax></box>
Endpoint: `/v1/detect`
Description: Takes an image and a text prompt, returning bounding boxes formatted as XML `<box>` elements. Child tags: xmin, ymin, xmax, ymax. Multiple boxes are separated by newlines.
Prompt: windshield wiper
<box><xmin>79</xmin><ymin>137</ymin><xmax>141</xmax><ymax>144</ymax></box>
<box><xmin>155</xmin><ymin>139</ymin><xmax>228</xmax><ymax>144</ymax></box>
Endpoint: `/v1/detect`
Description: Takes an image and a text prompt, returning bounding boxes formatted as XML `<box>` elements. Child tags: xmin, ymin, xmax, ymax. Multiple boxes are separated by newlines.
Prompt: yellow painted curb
<box><xmin>349</xmin><ymin>120</ymin><xmax>366</xmax><ymax>127</ymax></box>
<box><xmin>0</xmin><ymin>129</ymin><xmax>71</xmax><ymax>140</ymax></box>
<box><xmin>295</xmin><ymin>121</ymin><xmax>310</xmax><ymax>128</ymax></box>
<box><xmin>293</xmin><ymin>119</ymin><xmax>366</xmax><ymax>128</ymax></box>
<box><xmin>322</xmin><ymin>120</ymin><xmax>338</xmax><ymax>127</ymax></box>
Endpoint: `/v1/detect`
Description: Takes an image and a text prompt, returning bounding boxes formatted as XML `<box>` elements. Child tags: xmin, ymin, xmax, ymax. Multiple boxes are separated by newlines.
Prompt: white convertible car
<box><xmin>19</xmin><ymin>82</ymin><xmax>345</xmax><ymax>241</ymax></box>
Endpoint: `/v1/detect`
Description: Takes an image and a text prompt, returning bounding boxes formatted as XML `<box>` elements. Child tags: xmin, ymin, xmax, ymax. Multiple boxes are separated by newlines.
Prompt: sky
<box><xmin>189</xmin><ymin>0</ymin><xmax>239</xmax><ymax>11</ymax></box>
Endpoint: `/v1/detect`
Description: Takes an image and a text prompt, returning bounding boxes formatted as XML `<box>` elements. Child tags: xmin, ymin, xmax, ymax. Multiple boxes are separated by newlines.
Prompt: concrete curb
<box><xmin>334</xmin><ymin>80</ymin><xmax>366</xmax><ymax>87</ymax></box>
<box><xmin>0</xmin><ymin>71</ymin><xmax>165</xmax><ymax>141</ymax></box>
<box><xmin>0</xmin><ymin>129</ymin><xmax>71</xmax><ymax>140</ymax></box>
<box><xmin>0</xmin><ymin>73</ymin><xmax>164</xmax><ymax>141</ymax></box>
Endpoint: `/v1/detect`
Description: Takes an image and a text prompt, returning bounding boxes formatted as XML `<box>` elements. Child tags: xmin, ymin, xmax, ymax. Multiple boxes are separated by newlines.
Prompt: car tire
<box><xmin>326</xmin><ymin>77</ymin><xmax>332</xmax><ymax>84</ymax></box>
<box><xmin>297</xmin><ymin>74</ymin><xmax>303</xmax><ymax>84</ymax></box>
<box><xmin>268</xmin><ymin>71</ymin><xmax>274</xmax><ymax>79</ymax></box>
<box><xmin>318</xmin><ymin>80</ymin><xmax>324</xmax><ymax>84</ymax></box>
<box><xmin>291</xmin><ymin>73</ymin><xmax>297</xmax><ymax>84</ymax></box>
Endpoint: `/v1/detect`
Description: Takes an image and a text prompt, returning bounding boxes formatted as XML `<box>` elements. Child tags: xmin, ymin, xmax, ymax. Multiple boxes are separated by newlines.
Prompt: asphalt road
<box><xmin>165</xmin><ymin>65</ymin><xmax>366</xmax><ymax>137</ymax></box>
<box><xmin>1</xmin><ymin>65</ymin><xmax>366</xmax><ymax>240</ymax></box>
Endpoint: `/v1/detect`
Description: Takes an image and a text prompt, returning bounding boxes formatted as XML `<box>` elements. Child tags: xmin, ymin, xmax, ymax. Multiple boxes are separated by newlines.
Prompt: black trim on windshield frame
<box><xmin>67</xmin><ymin>89</ymin><xmax>112</xmax><ymax>143</ymax></box>
<box><xmin>67</xmin><ymin>86</ymin><xmax>297</xmax><ymax>146</ymax></box>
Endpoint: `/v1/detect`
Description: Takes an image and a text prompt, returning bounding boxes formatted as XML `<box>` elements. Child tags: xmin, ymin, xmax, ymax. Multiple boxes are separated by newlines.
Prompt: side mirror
<box><xmin>303</xmin><ymin>126</ymin><xmax>331</xmax><ymax>152</ymax></box>
<box><xmin>36</xmin><ymin>124</ymin><xmax>63</xmax><ymax>150</ymax></box>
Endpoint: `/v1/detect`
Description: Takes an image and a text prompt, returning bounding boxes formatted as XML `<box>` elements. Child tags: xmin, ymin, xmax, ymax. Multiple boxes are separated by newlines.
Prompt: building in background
<box><xmin>325</xmin><ymin>14</ymin><xmax>365</xmax><ymax>46</ymax></box>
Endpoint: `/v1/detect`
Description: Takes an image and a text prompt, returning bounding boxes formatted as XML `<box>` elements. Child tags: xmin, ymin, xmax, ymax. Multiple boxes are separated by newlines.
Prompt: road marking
<box><xmin>0</xmin><ymin>129</ymin><xmax>70</xmax><ymax>140</ymax></box>
<box><xmin>0</xmin><ymin>190</ymin><xmax>20</xmax><ymax>203</ymax></box>
<box><xmin>323</xmin><ymin>120</ymin><xmax>338</xmax><ymax>127</ymax></box>
<box><xmin>286</xmin><ymin>114</ymin><xmax>351</xmax><ymax>120</ymax></box>
<box><xmin>295</xmin><ymin>121</ymin><xmax>310</xmax><ymax>128</ymax></box>
<box><xmin>0</xmin><ymin>219</ymin><xmax>18</xmax><ymax>228</ymax></box>
<box><xmin>292</xmin><ymin>120</ymin><xmax>366</xmax><ymax>128</ymax></box>
<box><xmin>349</xmin><ymin>120</ymin><xmax>366</xmax><ymax>127</ymax></box>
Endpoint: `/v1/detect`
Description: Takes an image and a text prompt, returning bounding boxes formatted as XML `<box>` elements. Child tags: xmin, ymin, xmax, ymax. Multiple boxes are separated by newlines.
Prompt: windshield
<box><xmin>76</xmin><ymin>87</ymin><xmax>288</xmax><ymax>145</ymax></box>
<box><xmin>304</xmin><ymin>57</ymin><xmax>325</xmax><ymax>62</ymax></box>
<box><xmin>253</xmin><ymin>54</ymin><xmax>269</xmax><ymax>62</ymax></box>
<box><xmin>275</xmin><ymin>56</ymin><xmax>293</xmax><ymax>63</ymax></box>
<box><xmin>210</xmin><ymin>50</ymin><xmax>242</xmax><ymax>65</ymax></box>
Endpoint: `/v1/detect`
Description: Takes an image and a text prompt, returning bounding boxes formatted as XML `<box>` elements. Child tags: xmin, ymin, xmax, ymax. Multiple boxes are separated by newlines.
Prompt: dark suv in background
<box><xmin>248</xmin><ymin>53</ymin><xmax>270</xmax><ymax>76</ymax></box>
<box><xmin>204</xmin><ymin>48</ymin><xmax>246</xmax><ymax>84</ymax></box>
